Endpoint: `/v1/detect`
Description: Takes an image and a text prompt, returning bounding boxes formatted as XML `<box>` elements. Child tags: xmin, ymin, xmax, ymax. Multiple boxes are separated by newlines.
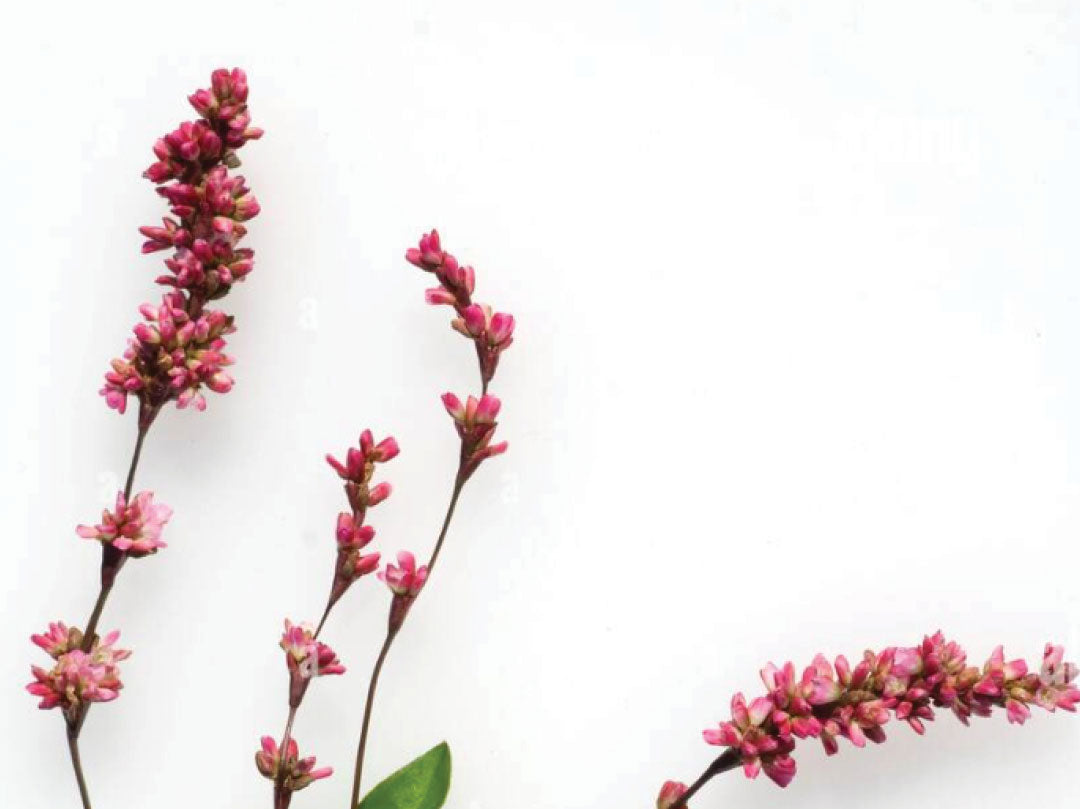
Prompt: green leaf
<box><xmin>357</xmin><ymin>742</ymin><xmax>452</xmax><ymax>809</ymax></box>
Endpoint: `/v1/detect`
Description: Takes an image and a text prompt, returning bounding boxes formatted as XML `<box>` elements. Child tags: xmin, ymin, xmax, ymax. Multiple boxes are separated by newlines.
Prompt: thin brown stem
<box><xmin>349</xmin><ymin>629</ymin><xmax>398</xmax><ymax>808</ymax></box>
<box><xmin>347</xmin><ymin>464</ymin><xmax>468</xmax><ymax>808</ymax></box>
<box><xmin>314</xmin><ymin>601</ymin><xmax>333</xmax><ymax>639</ymax></box>
<box><xmin>426</xmin><ymin>475</ymin><xmax>465</xmax><ymax>575</ymax></box>
<box><xmin>123</xmin><ymin>420</ymin><xmax>150</xmax><ymax>501</ymax></box>
<box><xmin>80</xmin><ymin>583</ymin><xmax>114</xmax><ymax>653</ymax></box>
<box><xmin>669</xmin><ymin>749</ymin><xmax>742</xmax><ymax>809</ymax></box>
<box><xmin>66</xmin><ymin>726</ymin><xmax>93</xmax><ymax>809</ymax></box>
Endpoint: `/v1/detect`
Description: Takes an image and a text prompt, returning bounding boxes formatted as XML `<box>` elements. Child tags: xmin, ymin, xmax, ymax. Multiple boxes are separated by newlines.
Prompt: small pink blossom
<box><xmin>255</xmin><ymin>735</ymin><xmax>332</xmax><ymax>802</ymax></box>
<box><xmin>452</xmin><ymin>303</ymin><xmax>516</xmax><ymax>386</ymax></box>
<box><xmin>31</xmin><ymin>621</ymin><xmax>81</xmax><ymax>659</ymax></box>
<box><xmin>379</xmin><ymin>551</ymin><xmax>429</xmax><ymax>632</ymax></box>
<box><xmin>442</xmin><ymin>393</ymin><xmax>509</xmax><ymax>479</ymax></box>
<box><xmin>656</xmin><ymin>780</ymin><xmax>688</xmax><ymax>809</ymax></box>
<box><xmin>280</xmin><ymin>620</ymin><xmax>345</xmax><ymax>709</ymax></box>
<box><xmin>27</xmin><ymin>626</ymin><xmax>130</xmax><ymax>719</ymax></box>
<box><xmin>379</xmin><ymin>551</ymin><xmax>428</xmax><ymax>598</ymax></box>
<box><xmin>326</xmin><ymin>430</ymin><xmax>399</xmax><ymax>483</ymax></box>
<box><xmin>76</xmin><ymin>491</ymin><xmax>173</xmax><ymax>557</ymax></box>
<box><xmin>280</xmin><ymin>620</ymin><xmax>346</xmax><ymax>679</ymax></box>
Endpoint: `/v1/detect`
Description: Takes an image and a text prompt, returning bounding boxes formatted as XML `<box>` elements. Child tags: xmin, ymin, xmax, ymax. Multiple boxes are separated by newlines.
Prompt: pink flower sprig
<box><xmin>26</xmin><ymin>624</ymin><xmax>130</xmax><ymax>723</ymax></box>
<box><xmin>325</xmin><ymin>430</ymin><xmax>397</xmax><ymax>607</ymax></box>
<box><xmin>255</xmin><ymin>430</ymin><xmax>398</xmax><ymax>807</ymax></box>
<box><xmin>255</xmin><ymin>735</ymin><xmax>333</xmax><ymax>809</ymax></box>
<box><xmin>441</xmin><ymin>393</ymin><xmax>508</xmax><ymax>480</ymax></box>
<box><xmin>280</xmin><ymin>620</ymin><xmax>346</xmax><ymax>707</ymax></box>
<box><xmin>378</xmin><ymin>551</ymin><xmax>429</xmax><ymax>632</ymax></box>
<box><xmin>406</xmin><ymin>229</ymin><xmax>516</xmax><ymax>391</ymax></box>
<box><xmin>667</xmin><ymin>632</ymin><xmax>1079</xmax><ymax>801</ymax></box>
<box><xmin>102</xmin><ymin>67</ymin><xmax>261</xmax><ymax>420</ymax></box>
<box><xmin>76</xmin><ymin>491</ymin><xmax>173</xmax><ymax>557</ymax></box>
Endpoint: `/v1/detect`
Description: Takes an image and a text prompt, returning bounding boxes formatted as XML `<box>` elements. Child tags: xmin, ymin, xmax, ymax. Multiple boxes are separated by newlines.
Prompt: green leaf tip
<box><xmin>358</xmin><ymin>741</ymin><xmax>452</xmax><ymax>809</ymax></box>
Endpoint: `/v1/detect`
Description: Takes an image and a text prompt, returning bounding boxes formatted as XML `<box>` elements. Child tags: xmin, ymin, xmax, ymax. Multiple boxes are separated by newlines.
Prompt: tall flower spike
<box><xmin>699</xmin><ymin>633</ymin><xmax>1080</xmax><ymax>789</ymax></box>
<box><xmin>405</xmin><ymin>229</ymin><xmax>515</xmax><ymax>389</ymax></box>
<box><xmin>101</xmin><ymin>67</ymin><xmax>261</xmax><ymax>418</ymax></box>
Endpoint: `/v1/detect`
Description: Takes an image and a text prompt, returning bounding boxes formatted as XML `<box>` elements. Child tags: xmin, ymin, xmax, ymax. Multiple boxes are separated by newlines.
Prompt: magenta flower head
<box><xmin>379</xmin><ymin>551</ymin><xmax>429</xmax><ymax>632</ymax></box>
<box><xmin>102</xmin><ymin>67</ymin><xmax>261</xmax><ymax>424</ymax></box>
<box><xmin>76</xmin><ymin>490</ymin><xmax>173</xmax><ymax>558</ymax></box>
<box><xmin>280</xmin><ymin>619</ymin><xmax>345</xmax><ymax>707</ymax></box>
<box><xmin>442</xmin><ymin>392</ymin><xmax>509</xmax><ymax>480</ymax></box>
<box><xmin>27</xmin><ymin>625</ymin><xmax>131</xmax><ymax>724</ymax></box>
<box><xmin>326</xmin><ymin>429</ymin><xmax>399</xmax><ymax>516</ymax></box>
<box><xmin>452</xmin><ymin>303</ymin><xmax>516</xmax><ymax>387</ymax></box>
<box><xmin>656</xmin><ymin>780</ymin><xmax>689</xmax><ymax>809</ymax></box>
<box><xmin>699</xmin><ymin>633</ymin><xmax>1080</xmax><ymax>790</ymax></box>
<box><xmin>255</xmin><ymin>735</ymin><xmax>332</xmax><ymax>809</ymax></box>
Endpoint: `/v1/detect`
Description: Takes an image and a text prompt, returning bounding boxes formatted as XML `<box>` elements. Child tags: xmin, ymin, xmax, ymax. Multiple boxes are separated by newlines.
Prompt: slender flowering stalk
<box><xmin>255</xmin><ymin>430</ymin><xmax>396</xmax><ymax>809</ymax></box>
<box><xmin>252</xmin><ymin>231</ymin><xmax>512</xmax><ymax>809</ymax></box>
<box><xmin>348</xmin><ymin>230</ymin><xmax>514</xmax><ymax>807</ymax></box>
<box><xmin>662</xmin><ymin>633</ymin><xmax>1080</xmax><ymax>806</ymax></box>
<box><xmin>28</xmin><ymin>67</ymin><xmax>261</xmax><ymax>809</ymax></box>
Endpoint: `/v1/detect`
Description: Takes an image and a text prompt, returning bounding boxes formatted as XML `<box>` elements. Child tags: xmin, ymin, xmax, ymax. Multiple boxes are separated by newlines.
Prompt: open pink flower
<box><xmin>379</xmin><ymin>551</ymin><xmax>428</xmax><ymax>598</ymax></box>
<box><xmin>379</xmin><ymin>551</ymin><xmax>429</xmax><ymax>632</ymax></box>
<box><xmin>27</xmin><ymin>626</ymin><xmax>130</xmax><ymax>719</ymax></box>
<box><xmin>280</xmin><ymin>620</ymin><xmax>345</xmax><ymax>679</ymax></box>
<box><xmin>76</xmin><ymin>491</ymin><xmax>173</xmax><ymax>557</ymax></box>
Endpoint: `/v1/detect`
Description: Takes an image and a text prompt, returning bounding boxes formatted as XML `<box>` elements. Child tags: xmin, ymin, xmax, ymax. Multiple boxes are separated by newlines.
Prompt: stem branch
<box><xmin>669</xmin><ymin>749</ymin><xmax>742</xmax><ymax>809</ymax></box>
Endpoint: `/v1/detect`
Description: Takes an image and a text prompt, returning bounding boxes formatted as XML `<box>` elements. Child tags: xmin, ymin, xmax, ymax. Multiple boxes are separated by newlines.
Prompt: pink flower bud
<box><xmin>656</xmin><ymin>781</ymin><xmax>688</xmax><ymax>809</ymax></box>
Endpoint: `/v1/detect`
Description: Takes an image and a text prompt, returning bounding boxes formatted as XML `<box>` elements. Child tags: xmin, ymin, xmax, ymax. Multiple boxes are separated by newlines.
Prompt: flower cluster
<box><xmin>101</xmin><ymin>68</ymin><xmax>261</xmax><ymax>419</ymax></box>
<box><xmin>76</xmin><ymin>490</ymin><xmax>173</xmax><ymax>557</ymax></box>
<box><xmin>255</xmin><ymin>735</ymin><xmax>332</xmax><ymax>809</ymax></box>
<box><xmin>26</xmin><ymin>623</ymin><xmax>131</xmax><ymax>723</ymax></box>
<box><xmin>280</xmin><ymin>620</ymin><xmax>345</xmax><ymax>707</ymax></box>
<box><xmin>325</xmin><ymin>430</ymin><xmax>399</xmax><ymax>606</ymax></box>
<box><xmin>406</xmin><ymin>229</ymin><xmax>516</xmax><ymax>391</ymax></box>
<box><xmin>698</xmin><ymin>633</ymin><xmax>1080</xmax><ymax>789</ymax></box>
<box><xmin>441</xmin><ymin>392</ymin><xmax>508</xmax><ymax>480</ymax></box>
<box><xmin>379</xmin><ymin>551</ymin><xmax>430</xmax><ymax>632</ymax></box>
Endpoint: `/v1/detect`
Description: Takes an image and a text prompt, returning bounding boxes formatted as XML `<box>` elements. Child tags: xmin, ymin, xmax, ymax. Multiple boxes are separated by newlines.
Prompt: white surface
<box><xmin>2</xmin><ymin>1</ymin><xmax>1079</xmax><ymax>807</ymax></box>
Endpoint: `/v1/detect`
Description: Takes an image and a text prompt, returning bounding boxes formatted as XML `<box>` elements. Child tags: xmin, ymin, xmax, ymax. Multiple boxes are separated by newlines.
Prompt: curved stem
<box><xmin>426</xmin><ymin>475</ymin><xmax>464</xmax><ymax>576</ymax></box>
<box><xmin>349</xmin><ymin>630</ymin><xmax>398</xmax><ymax>808</ymax></box>
<box><xmin>669</xmin><ymin>749</ymin><xmax>742</xmax><ymax>809</ymax></box>
<box><xmin>66</xmin><ymin>727</ymin><xmax>93</xmax><ymax>809</ymax></box>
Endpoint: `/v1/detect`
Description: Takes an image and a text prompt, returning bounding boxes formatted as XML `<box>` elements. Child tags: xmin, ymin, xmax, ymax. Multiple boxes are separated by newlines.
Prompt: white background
<box><xmin>2</xmin><ymin>1</ymin><xmax>1079</xmax><ymax>807</ymax></box>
